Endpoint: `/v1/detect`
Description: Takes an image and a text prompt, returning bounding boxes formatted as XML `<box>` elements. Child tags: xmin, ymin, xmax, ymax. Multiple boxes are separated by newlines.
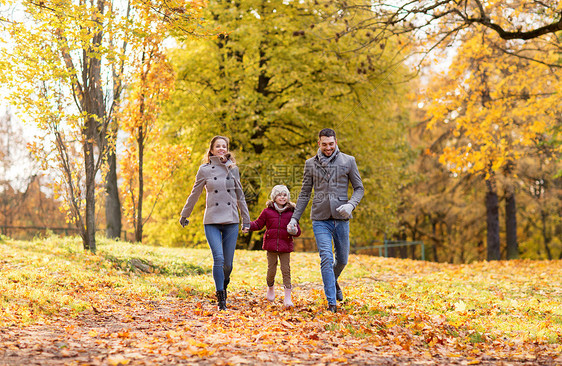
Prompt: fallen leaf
<box><xmin>107</xmin><ymin>356</ymin><xmax>130</xmax><ymax>365</ymax></box>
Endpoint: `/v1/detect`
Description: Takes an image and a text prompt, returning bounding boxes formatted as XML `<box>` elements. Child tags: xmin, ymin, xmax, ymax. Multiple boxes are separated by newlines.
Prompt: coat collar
<box><xmin>209</xmin><ymin>156</ymin><xmax>232</xmax><ymax>167</ymax></box>
<box><xmin>314</xmin><ymin>146</ymin><xmax>340</xmax><ymax>166</ymax></box>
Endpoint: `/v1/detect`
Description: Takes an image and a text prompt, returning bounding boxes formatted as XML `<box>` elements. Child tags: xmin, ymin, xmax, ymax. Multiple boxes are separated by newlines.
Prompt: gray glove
<box><xmin>287</xmin><ymin>218</ymin><xmax>298</xmax><ymax>235</ymax></box>
<box><xmin>336</xmin><ymin>203</ymin><xmax>354</xmax><ymax>219</ymax></box>
<box><xmin>179</xmin><ymin>216</ymin><xmax>189</xmax><ymax>227</ymax></box>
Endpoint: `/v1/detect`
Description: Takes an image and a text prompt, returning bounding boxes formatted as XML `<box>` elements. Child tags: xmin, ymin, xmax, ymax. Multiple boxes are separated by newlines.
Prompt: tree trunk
<box><xmin>105</xmin><ymin>150</ymin><xmax>122</xmax><ymax>239</ymax></box>
<box><xmin>485</xmin><ymin>178</ymin><xmax>500</xmax><ymax>261</ymax></box>
<box><xmin>84</xmin><ymin>121</ymin><xmax>97</xmax><ymax>252</ymax></box>
<box><xmin>505</xmin><ymin>192</ymin><xmax>518</xmax><ymax>259</ymax></box>
<box><xmin>431</xmin><ymin>219</ymin><xmax>439</xmax><ymax>262</ymax></box>
<box><xmin>410</xmin><ymin>217</ymin><xmax>418</xmax><ymax>259</ymax></box>
<box><xmin>82</xmin><ymin>5</ymin><xmax>104</xmax><ymax>252</ymax></box>
<box><xmin>541</xmin><ymin>211</ymin><xmax>553</xmax><ymax>260</ymax></box>
<box><xmin>477</xmin><ymin>239</ymin><xmax>484</xmax><ymax>259</ymax></box>
<box><xmin>135</xmin><ymin>127</ymin><xmax>144</xmax><ymax>243</ymax></box>
<box><xmin>246</xmin><ymin>231</ymin><xmax>257</xmax><ymax>250</ymax></box>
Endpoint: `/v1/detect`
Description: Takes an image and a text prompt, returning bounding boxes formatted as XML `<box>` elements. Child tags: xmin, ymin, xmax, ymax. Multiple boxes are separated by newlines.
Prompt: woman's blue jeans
<box><xmin>312</xmin><ymin>220</ymin><xmax>350</xmax><ymax>305</ymax></box>
<box><xmin>204</xmin><ymin>223</ymin><xmax>239</xmax><ymax>291</ymax></box>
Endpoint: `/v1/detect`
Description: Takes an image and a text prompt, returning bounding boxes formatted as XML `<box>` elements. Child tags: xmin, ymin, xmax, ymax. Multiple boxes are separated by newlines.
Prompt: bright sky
<box><xmin>0</xmin><ymin>102</ymin><xmax>40</xmax><ymax>191</ymax></box>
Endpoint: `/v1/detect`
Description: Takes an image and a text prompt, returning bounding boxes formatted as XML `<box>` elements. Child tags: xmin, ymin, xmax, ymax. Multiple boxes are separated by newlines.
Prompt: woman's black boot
<box><xmin>216</xmin><ymin>290</ymin><xmax>227</xmax><ymax>310</ymax></box>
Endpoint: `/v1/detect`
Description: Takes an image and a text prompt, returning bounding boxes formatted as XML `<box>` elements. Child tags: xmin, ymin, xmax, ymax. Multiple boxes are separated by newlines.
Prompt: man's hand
<box><xmin>287</xmin><ymin>218</ymin><xmax>298</xmax><ymax>235</ymax></box>
<box><xmin>179</xmin><ymin>216</ymin><xmax>189</xmax><ymax>227</ymax></box>
<box><xmin>336</xmin><ymin>203</ymin><xmax>354</xmax><ymax>219</ymax></box>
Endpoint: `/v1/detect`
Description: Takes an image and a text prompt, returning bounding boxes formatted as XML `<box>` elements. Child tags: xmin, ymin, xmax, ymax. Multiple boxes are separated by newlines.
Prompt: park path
<box><xmin>0</xmin><ymin>284</ymin><xmax>558</xmax><ymax>365</ymax></box>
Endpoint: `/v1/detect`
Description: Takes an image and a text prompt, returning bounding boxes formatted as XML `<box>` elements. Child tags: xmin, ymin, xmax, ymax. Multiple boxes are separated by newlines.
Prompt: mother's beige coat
<box><xmin>180</xmin><ymin>156</ymin><xmax>250</xmax><ymax>228</ymax></box>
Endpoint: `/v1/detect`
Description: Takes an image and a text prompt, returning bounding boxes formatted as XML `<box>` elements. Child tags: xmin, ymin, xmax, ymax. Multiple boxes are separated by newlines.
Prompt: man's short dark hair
<box><xmin>318</xmin><ymin>128</ymin><xmax>336</xmax><ymax>139</ymax></box>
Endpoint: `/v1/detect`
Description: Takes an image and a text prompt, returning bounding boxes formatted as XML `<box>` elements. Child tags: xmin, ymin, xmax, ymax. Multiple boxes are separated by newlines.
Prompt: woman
<box><xmin>179</xmin><ymin>136</ymin><xmax>250</xmax><ymax>310</ymax></box>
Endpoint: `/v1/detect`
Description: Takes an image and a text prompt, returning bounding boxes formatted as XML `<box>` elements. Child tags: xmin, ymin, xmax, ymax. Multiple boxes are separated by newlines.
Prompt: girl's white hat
<box><xmin>270</xmin><ymin>184</ymin><xmax>290</xmax><ymax>201</ymax></box>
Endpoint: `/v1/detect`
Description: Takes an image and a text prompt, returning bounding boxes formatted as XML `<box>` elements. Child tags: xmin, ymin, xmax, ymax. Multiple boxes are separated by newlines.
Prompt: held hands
<box><xmin>287</xmin><ymin>218</ymin><xmax>298</xmax><ymax>235</ymax></box>
<box><xmin>241</xmin><ymin>224</ymin><xmax>250</xmax><ymax>234</ymax></box>
<box><xmin>179</xmin><ymin>216</ymin><xmax>189</xmax><ymax>227</ymax></box>
<box><xmin>336</xmin><ymin>203</ymin><xmax>354</xmax><ymax>219</ymax></box>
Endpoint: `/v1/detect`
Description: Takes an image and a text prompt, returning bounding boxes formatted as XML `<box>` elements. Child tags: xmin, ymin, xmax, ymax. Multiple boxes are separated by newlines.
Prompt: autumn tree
<box><xmin>417</xmin><ymin>27</ymin><xmax>561</xmax><ymax>260</ymax></box>
<box><xmin>400</xmin><ymin>115</ymin><xmax>562</xmax><ymax>262</ymax></box>
<box><xmin>0</xmin><ymin>108</ymin><xmax>37</xmax><ymax>231</ymax></box>
<box><xmin>516</xmin><ymin>145</ymin><xmax>562</xmax><ymax>260</ymax></box>
<box><xmin>334</xmin><ymin>1</ymin><xmax>562</xmax><ymax>59</ymax></box>
<box><xmin>0</xmin><ymin>107</ymin><xmax>68</xmax><ymax>237</ymax></box>
<box><xmin>1</xmin><ymin>0</ymin><xmax>124</xmax><ymax>250</ymax></box>
<box><xmin>0</xmin><ymin>0</ymin><xmax>204</xmax><ymax>251</ymax></box>
<box><xmin>146</xmin><ymin>0</ymin><xmax>414</xmax><ymax>247</ymax></box>
<box><xmin>118</xmin><ymin>1</ymin><xmax>187</xmax><ymax>243</ymax></box>
<box><xmin>398</xmin><ymin>103</ymin><xmax>486</xmax><ymax>263</ymax></box>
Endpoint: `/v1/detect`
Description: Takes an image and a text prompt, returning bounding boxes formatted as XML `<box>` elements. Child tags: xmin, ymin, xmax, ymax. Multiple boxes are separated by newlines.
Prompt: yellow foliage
<box><xmin>419</xmin><ymin>24</ymin><xmax>562</xmax><ymax>177</ymax></box>
<box><xmin>0</xmin><ymin>0</ymin><xmax>206</xmax><ymax>246</ymax></box>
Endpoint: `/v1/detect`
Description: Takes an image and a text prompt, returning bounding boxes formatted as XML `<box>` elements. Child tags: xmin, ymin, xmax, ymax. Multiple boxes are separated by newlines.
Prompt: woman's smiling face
<box><xmin>211</xmin><ymin>138</ymin><xmax>228</xmax><ymax>157</ymax></box>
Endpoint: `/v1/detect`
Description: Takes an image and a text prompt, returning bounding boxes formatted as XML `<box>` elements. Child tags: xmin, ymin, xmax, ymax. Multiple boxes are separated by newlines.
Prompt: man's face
<box><xmin>318</xmin><ymin>136</ymin><xmax>337</xmax><ymax>157</ymax></box>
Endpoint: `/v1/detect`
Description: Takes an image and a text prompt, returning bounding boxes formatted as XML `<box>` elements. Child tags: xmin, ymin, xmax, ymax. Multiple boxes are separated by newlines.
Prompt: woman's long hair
<box><xmin>203</xmin><ymin>135</ymin><xmax>236</xmax><ymax>164</ymax></box>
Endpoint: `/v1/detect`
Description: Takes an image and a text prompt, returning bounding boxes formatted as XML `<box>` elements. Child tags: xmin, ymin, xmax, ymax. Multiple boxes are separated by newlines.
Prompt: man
<box><xmin>288</xmin><ymin>128</ymin><xmax>364</xmax><ymax>312</ymax></box>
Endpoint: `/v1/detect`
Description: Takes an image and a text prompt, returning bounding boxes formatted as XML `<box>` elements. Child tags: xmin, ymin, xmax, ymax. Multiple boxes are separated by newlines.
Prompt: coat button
<box><xmin>227</xmin><ymin>189</ymin><xmax>230</xmax><ymax>192</ymax></box>
<box><xmin>215</xmin><ymin>190</ymin><xmax>218</xmax><ymax>193</ymax></box>
<box><xmin>212</xmin><ymin>166</ymin><xmax>215</xmax><ymax>169</ymax></box>
<box><xmin>226</xmin><ymin>177</ymin><xmax>230</xmax><ymax>180</ymax></box>
<box><xmin>214</xmin><ymin>177</ymin><xmax>217</xmax><ymax>180</ymax></box>
<box><xmin>216</xmin><ymin>203</ymin><xmax>219</xmax><ymax>206</ymax></box>
<box><xmin>227</xmin><ymin>202</ymin><xmax>231</xmax><ymax>205</ymax></box>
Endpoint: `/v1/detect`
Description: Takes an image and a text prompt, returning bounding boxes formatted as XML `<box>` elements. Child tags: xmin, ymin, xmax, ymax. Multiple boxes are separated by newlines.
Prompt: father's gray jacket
<box><xmin>180</xmin><ymin>156</ymin><xmax>250</xmax><ymax>227</ymax></box>
<box><xmin>293</xmin><ymin>150</ymin><xmax>364</xmax><ymax>221</ymax></box>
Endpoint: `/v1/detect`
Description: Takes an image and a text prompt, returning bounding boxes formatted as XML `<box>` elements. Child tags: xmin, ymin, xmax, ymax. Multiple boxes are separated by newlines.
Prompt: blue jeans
<box><xmin>204</xmin><ymin>223</ymin><xmax>239</xmax><ymax>291</ymax></box>
<box><xmin>312</xmin><ymin>220</ymin><xmax>350</xmax><ymax>305</ymax></box>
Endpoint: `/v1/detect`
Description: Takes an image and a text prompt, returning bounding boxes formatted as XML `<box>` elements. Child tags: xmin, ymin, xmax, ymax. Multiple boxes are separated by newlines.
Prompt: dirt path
<box><xmin>1</xmin><ymin>289</ymin><xmax>556</xmax><ymax>366</ymax></box>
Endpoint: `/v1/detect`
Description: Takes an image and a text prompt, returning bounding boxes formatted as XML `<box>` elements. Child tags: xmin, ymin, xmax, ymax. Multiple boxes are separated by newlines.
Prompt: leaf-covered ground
<box><xmin>0</xmin><ymin>236</ymin><xmax>560</xmax><ymax>365</ymax></box>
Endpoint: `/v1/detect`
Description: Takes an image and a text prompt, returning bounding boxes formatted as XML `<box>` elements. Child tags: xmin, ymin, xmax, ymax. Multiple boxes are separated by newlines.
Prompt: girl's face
<box><xmin>211</xmin><ymin>139</ymin><xmax>228</xmax><ymax>157</ymax></box>
<box><xmin>274</xmin><ymin>192</ymin><xmax>288</xmax><ymax>206</ymax></box>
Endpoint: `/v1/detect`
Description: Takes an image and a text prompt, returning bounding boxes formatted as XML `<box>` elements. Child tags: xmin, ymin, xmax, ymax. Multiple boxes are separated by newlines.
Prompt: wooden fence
<box><xmin>0</xmin><ymin>226</ymin><xmax>132</xmax><ymax>241</ymax></box>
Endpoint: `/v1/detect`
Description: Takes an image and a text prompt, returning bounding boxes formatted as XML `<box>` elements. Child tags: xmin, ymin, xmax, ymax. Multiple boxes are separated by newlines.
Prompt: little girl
<box><xmin>250</xmin><ymin>185</ymin><xmax>301</xmax><ymax>307</ymax></box>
